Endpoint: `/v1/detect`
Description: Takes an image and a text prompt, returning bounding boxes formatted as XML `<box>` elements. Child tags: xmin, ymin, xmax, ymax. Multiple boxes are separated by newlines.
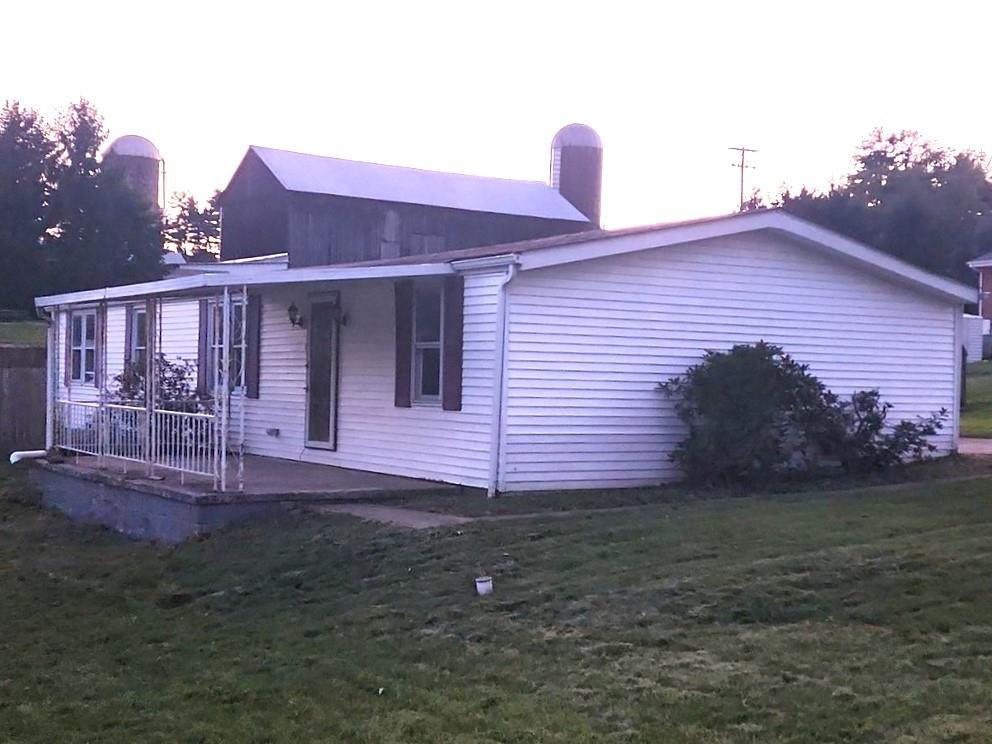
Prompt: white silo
<box><xmin>102</xmin><ymin>135</ymin><xmax>162</xmax><ymax>208</ymax></box>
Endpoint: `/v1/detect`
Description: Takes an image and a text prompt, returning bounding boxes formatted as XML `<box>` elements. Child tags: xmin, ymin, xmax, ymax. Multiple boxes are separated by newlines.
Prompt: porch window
<box><xmin>70</xmin><ymin>310</ymin><xmax>97</xmax><ymax>384</ymax></box>
<box><xmin>412</xmin><ymin>282</ymin><xmax>443</xmax><ymax>402</ymax></box>
<box><xmin>207</xmin><ymin>299</ymin><xmax>247</xmax><ymax>392</ymax></box>
<box><xmin>129</xmin><ymin>307</ymin><xmax>148</xmax><ymax>371</ymax></box>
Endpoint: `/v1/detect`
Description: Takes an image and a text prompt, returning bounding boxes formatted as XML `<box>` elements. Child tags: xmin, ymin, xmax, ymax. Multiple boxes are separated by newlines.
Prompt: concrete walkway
<box><xmin>959</xmin><ymin>438</ymin><xmax>992</xmax><ymax>455</ymax></box>
<box><xmin>315</xmin><ymin>501</ymin><xmax>667</xmax><ymax>529</ymax></box>
<box><xmin>316</xmin><ymin>503</ymin><xmax>474</xmax><ymax>529</ymax></box>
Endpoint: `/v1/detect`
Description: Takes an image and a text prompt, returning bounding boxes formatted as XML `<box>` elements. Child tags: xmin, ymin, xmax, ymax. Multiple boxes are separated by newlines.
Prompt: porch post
<box><xmin>220</xmin><ymin>287</ymin><xmax>230</xmax><ymax>492</ymax></box>
<box><xmin>44</xmin><ymin>310</ymin><xmax>56</xmax><ymax>450</ymax></box>
<box><xmin>238</xmin><ymin>284</ymin><xmax>246</xmax><ymax>492</ymax></box>
<box><xmin>97</xmin><ymin>300</ymin><xmax>108</xmax><ymax>469</ymax></box>
<box><xmin>145</xmin><ymin>298</ymin><xmax>157</xmax><ymax>477</ymax></box>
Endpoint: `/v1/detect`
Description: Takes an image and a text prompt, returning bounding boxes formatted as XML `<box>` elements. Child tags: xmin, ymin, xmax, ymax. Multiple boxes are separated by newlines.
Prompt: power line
<box><xmin>729</xmin><ymin>146</ymin><xmax>757</xmax><ymax>210</ymax></box>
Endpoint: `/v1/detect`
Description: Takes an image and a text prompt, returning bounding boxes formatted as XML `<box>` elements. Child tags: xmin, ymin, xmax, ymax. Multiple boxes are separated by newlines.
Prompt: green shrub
<box><xmin>660</xmin><ymin>342</ymin><xmax>946</xmax><ymax>486</ymax></box>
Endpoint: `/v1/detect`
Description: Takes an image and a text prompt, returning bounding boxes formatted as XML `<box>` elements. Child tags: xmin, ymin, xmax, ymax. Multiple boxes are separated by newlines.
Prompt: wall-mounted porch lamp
<box><xmin>287</xmin><ymin>302</ymin><xmax>305</xmax><ymax>328</ymax></box>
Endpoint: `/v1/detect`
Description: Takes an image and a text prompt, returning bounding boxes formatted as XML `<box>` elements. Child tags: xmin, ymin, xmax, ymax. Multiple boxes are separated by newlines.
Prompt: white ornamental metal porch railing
<box><xmin>48</xmin><ymin>285</ymin><xmax>247</xmax><ymax>492</ymax></box>
<box><xmin>54</xmin><ymin>399</ymin><xmax>223</xmax><ymax>487</ymax></box>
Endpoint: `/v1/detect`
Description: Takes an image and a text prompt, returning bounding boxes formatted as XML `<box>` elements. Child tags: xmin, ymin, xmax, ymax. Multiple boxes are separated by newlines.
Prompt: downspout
<box><xmin>38</xmin><ymin>305</ymin><xmax>55</xmax><ymax>450</ymax></box>
<box><xmin>11</xmin><ymin>306</ymin><xmax>54</xmax><ymax>465</ymax></box>
<box><xmin>487</xmin><ymin>262</ymin><xmax>517</xmax><ymax>498</ymax></box>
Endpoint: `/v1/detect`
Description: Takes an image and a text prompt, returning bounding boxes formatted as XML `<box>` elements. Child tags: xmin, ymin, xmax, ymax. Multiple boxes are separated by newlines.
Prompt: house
<box><xmin>28</xmin><ymin>125</ymin><xmax>976</xmax><ymax>539</ymax></box>
<box><xmin>967</xmin><ymin>252</ymin><xmax>992</xmax><ymax>320</ymax></box>
<box><xmin>965</xmin><ymin>253</ymin><xmax>992</xmax><ymax>360</ymax></box>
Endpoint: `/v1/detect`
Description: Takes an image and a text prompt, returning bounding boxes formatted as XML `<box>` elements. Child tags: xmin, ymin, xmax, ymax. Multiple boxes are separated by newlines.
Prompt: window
<box><xmin>70</xmin><ymin>310</ymin><xmax>97</xmax><ymax>383</ymax></box>
<box><xmin>412</xmin><ymin>282</ymin><xmax>442</xmax><ymax>401</ymax></box>
<box><xmin>130</xmin><ymin>308</ymin><xmax>148</xmax><ymax>371</ymax></box>
<box><xmin>206</xmin><ymin>298</ymin><xmax>246</xmax><ymax>392</ymax></box>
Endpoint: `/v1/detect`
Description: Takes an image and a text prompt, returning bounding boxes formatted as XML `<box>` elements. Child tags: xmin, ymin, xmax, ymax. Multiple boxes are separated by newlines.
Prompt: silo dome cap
<box><xmin>552</xmin><ymin>123</ymin><xmax>602</xmax><ymax>149</ymax></box>
<box><xmin>104</xmin><ymin>134</ymin><xmax>161</xmax><ymax>160</ymax></box>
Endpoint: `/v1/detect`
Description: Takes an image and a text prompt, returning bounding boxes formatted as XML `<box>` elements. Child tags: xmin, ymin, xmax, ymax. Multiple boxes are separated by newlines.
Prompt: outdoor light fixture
<box><xmin>287</xmin><ymin>303</ymin><xmax>304</xmax><ymax>328</ymax></box>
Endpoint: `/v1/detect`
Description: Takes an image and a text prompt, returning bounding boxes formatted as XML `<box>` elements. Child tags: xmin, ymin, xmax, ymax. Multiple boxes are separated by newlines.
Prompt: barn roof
<box><xmin>246</xmin><ymin>146</ymin><xmax>589</xmax><ymax>223</ymax></box>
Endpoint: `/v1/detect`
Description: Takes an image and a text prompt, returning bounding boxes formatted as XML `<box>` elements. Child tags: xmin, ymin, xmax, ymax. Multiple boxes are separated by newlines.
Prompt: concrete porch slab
<box><xmin>28</xmin><ymin>454</ymin><xmax>461</xmax><ymax>542</ymax></box>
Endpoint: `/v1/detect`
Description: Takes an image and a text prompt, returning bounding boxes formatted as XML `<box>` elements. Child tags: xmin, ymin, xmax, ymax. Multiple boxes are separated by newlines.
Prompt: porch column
<box><xmin>219</xmin><ymin>287</ymin><xmax>230</xmax><ymax>492</ymax></box>
<box><xmin>44</xmin><ymin>310</ymin><xmax>56</xmax><ymax>450</ymax></box>
<box><xmin>238</xmin><ymin>284</ymin><xmax>246</xmax><ymax>492</ymax></box>
<box><xmin>97</xmin><ymin>300</ymin><xmax>108</xmax><ymax>469</ymax></box>
<box><xmin>145</xmin><ymin>298</ymin><xmax>158</xmax><ymax>477</ymax></box>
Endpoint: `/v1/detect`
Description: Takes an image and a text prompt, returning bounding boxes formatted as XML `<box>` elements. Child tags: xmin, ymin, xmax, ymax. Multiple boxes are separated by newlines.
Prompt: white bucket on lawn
<box><xmin>475</xmin><ymin>576</ymin><xmax>493</xmax><ymax>596</ymax></box>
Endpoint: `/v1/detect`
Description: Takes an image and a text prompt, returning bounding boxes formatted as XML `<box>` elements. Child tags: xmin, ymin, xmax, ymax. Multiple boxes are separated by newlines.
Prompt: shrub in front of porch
<box><xmin>111</xmin><ymin>355</ymin><xmax>208</xmax><ymax>413</ymax></box>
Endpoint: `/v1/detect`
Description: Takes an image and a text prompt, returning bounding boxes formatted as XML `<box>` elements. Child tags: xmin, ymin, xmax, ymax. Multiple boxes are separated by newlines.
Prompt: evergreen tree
<box><xmin>46</xmin><ymin>100</ymin><xmax>164</xmax><ymax>294</ymax></box>
<box><xmin>751</xmin><ymin>130</ymin><xmax>992</xmax><ymax>284</ymax></box>
<box><xmin>164</xmin><ymin>190</ymin><xmax>220</xmax><ymax>263</ymax></box>
<box><xmin>0</xmin><ymin>99</ymin><xmax>165</xmax><ymax>311</ymax></box>
<box><xmin>0</xmin><ymin>102</ymin><xmax>56</xmax><ymax>311</ymax></box>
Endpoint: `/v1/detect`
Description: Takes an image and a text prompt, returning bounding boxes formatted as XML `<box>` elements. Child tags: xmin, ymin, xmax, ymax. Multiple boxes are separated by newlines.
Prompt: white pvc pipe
<box><xmin>9</xmin><ymin>450</ymin><xmax>46</xmax><ymax>465</ymax></box>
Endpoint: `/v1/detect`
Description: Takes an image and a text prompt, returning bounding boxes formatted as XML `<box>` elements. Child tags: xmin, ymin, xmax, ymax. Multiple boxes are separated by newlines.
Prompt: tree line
<box><xmin>744</xmin><ymin>130</ymin><xmax>992</xmax><ymax>286</ymax></box>
<box><xmin>0</xmin><ymin>99</ymin><xmax>220</xmax><ymax>313</ymax></box>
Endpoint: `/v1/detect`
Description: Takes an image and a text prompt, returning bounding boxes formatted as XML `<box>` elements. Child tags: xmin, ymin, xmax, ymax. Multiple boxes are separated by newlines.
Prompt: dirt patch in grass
<box><xmin>3</xmin><ymin>465</ymin><xmax>992</xmax><ymax>742</ymax></box>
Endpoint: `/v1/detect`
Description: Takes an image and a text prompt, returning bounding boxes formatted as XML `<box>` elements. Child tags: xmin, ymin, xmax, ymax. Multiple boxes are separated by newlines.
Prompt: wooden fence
<box><xmin>0</xmin><ymin>345</ymin><xmax>46</xmax><ymax>457</ymax></box>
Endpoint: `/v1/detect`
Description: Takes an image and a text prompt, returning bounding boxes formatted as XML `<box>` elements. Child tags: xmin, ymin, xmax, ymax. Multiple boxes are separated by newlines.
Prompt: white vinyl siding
<box><xmin>239</xmin><ymin>271</ymin><xmax>503</xmax><ymax>487</ymax></box>
<box><xmin>499</xmin><ymin>232</ymin><xmax>960</xmax><ymax>491</ymax></box>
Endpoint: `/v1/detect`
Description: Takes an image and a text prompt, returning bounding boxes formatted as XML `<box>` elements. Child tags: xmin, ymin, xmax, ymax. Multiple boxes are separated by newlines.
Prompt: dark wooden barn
<box><xmin>218</xmin><ymin>145</ymin><xmax>597</xmax><ymax>267</ymax></box>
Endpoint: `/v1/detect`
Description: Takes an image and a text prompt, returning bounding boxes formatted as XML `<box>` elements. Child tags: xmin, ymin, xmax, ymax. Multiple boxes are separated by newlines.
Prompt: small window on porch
<box><xmin>130</xmin><ymin>308</ymin><xmax>148</xmax><ymax>371</ymax></box>
<box><xmin>206</xmin><ymin>299</ymin><xmax>246</xmax><ymax>392</ymax></box>
<box><xmin>412</xmin><ymin>282</ymin><xmax>442</xmax><ymax>402</ymax></box>
<box><xmin>70</xmin><ymin>310</ymin><xmax>97</xmax><ymax>384</ymax></box>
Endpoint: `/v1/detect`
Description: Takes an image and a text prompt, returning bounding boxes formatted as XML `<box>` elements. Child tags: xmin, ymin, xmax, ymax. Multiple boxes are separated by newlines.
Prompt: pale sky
<box><xmin>5</xmin><ymin>1</ymin><xmax>991</xmax><ymax>228</ymax></box>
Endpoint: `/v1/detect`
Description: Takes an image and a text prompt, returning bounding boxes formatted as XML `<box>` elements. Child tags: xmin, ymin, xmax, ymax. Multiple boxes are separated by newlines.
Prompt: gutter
<box><xmin>35</xmin><ymin>262</ymin><xmax>455</xmax><ymax>308</ymax></box>
<box><xmin>485</xmin><ymin>260</ymin><xmax>518</xmax><ymax>498</ymax></box>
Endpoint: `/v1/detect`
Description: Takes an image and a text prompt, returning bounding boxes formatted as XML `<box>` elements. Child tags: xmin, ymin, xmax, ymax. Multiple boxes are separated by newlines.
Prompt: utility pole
<box><xmin>729</xmin><ymin>146</ymin><xmax>757</xmax><ymax>210</ymax></box>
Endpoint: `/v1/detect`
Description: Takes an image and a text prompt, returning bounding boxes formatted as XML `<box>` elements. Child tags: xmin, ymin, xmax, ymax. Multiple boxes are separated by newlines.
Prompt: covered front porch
<box><xmin>35</xmin><ymin>251</ymin><xmax>493</xmax><ymax>486</ymax></box>
<box><xmin>30</xmin><ymin>254</ymin><xmax>502</xmax><ymax>539</ymax></box>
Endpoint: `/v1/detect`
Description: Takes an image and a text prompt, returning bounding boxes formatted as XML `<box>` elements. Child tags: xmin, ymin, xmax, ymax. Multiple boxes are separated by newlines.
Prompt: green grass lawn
<box><xmin>0</xmin><ymin>321</ymin><xmax>46</xmax><ymax>346</ymax></box>
<box><xmin>962</xmin><ymin>361</ymin><xmax>992</xmax><ymax>437</ymax></box>
<box><xmin>3</xmin><ymin>467</ymin><xmax>992</xmax><ymax>742</ymax></box>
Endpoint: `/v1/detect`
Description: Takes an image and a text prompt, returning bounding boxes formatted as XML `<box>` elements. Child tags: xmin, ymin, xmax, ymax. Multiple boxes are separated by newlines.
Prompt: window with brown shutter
<box><xmin>67</xmin><ymin>309</ymin><xmax>98</xmax><ymax>385</ymax></box>
<box><xmin>394</xmin><ymin>277</ymin><xmax>463</xmax><ymax>410</ymax></box>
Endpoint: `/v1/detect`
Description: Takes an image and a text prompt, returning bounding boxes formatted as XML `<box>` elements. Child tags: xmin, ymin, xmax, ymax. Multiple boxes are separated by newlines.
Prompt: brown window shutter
<box><xmin>123</xmin><ymin>304</ymin><xmax>134</xmax><ymax>369</ymax></box>
<box><xmin>245</xmin><ymin>294</ymin><xmax>262</xmax><ymax>399</ymax></box>
<box><xmin>63</xmin><ymin>310</ymin><xmax>72</xmax><ymax>386</ymax></box>
<box><xmin>394</xmin><ymin>280</ymin><xmax>414</xmax><ymax>407</ymax></box>
<box><xmin>442</xmin><ymin>275</ymin><xmax>464</xmax><ymax>411</ymax></box>
<box><xmin>197</xmin><ymin>299</ymin><xmax>209</xmax><ymax>395</ymax></box>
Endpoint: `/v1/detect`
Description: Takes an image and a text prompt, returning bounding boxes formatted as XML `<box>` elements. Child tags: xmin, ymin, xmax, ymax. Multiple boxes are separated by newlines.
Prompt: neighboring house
<box><xmin>964</xmin><ymin>254</ymin><xmax>992</xmax><ymax>360</ymax></box>
<box><xmin>34</xmin><ymin>127</ymin><xmax>976</xmax><ymax>500</ymax></box>
<box><xmin>967</xmin><ymin>252</ymin><xmax>992</xmax><ymax>320</ymax></box>
<box><xmin>962</xmin><ymin>314</ymin><xmax>987</xmax><ymax>363</ymax></box>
